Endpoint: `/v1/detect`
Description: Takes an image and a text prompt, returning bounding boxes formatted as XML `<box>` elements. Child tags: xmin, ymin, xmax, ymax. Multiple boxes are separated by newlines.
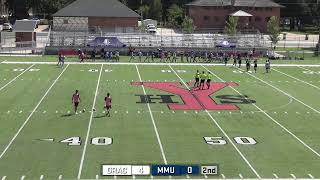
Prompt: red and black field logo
<box><xmin>132</xmin><ymin>82</ymin><xmax>255</xmax><ymax>110</ymax></box>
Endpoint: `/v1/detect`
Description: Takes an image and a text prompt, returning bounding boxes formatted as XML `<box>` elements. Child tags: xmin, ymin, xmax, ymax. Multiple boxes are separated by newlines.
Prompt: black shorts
<box><xmin>195</xmin><ymin>78</ymin><xmax>199</xmax><ymax>82</ymax></box>
<box><xmin>74</xmin><ymin>102</ymin><xmax>79</xmax><ymax>107</ymax></box>
<box><xmin>207</xmin><ymin>79</ymin><xmax>211</xmax><ymax>83</ymax></box>
<box><xmin>105</xmin><ymin>105</ymin><xmax>111</xmax><ymax>110</ymax></box>
<box><xmin>254</xmin><ymin>64</ymin><xmax>257</xmax><ymax>68</ymax></box>
<box><xmin>200</xmin><ymin>79</ymin><xmax>205</xmax><ymax>83</ymax></box>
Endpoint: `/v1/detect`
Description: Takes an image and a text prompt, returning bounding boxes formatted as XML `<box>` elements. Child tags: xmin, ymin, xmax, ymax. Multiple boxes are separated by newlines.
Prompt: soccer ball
<box><xmin>93</xmin><ymin>108</ymin><xmax>96</xmax><ymax>112</ymax></box>
<box><xmin>82</xmin><ymin>109</ymin><xmax>86</xmax><ymax>113</ymax></box>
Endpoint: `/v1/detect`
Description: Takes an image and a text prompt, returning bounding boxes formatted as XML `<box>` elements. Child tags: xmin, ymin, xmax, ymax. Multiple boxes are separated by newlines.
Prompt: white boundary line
<box><xmin>202</xmin><ymin>65</ymin><xmax>320</xmax><ymax>158</ymax></box>
<box><xmin>272</xmin><ymin>68</ymin><xmax>320</xmax><ymax>90</ymax></box>
<box><xmin>3</xmin><ymin>61</ymin><xmax>320</xmax><ymax>67</ymax></box>
<box><xmin>168</xmin><ymin>65</ymin><xmax>261</xmax><ymax>178</ymax></box>
<box><xmin>77</xmin><ymin>64</ymin><xmax>104</xmax><ymax>179</ymax></box>
<box><xmin>135</xmin><ymin>65</ymin><xmax>168</xmax><ymax>164</ymax></box>
<box><xmin>308</xmin><ymin>174</ymin><xmax>314</xmax><ymax>179</ymax></box>
<box><xmin>242</xmin><ymin>69</ymin><xmax>320</xmax><ymax>114</ymax></box>
<box><xmin>0</xmin><ymin>64</ymin><xmax>69</xmax><ymax>160</ymax></box>
<box><xmin>0</xmin><ymin>64</ymin><xmax>35</xmax><ymax>92</ymax></box>
<box><xmin>298</xmin><ymin>66</ymin><xmax>317</xmax><ymax>72</ymax></box>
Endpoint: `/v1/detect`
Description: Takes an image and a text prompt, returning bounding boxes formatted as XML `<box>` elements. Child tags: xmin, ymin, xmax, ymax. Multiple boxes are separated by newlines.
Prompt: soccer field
<box><xmin>0</xmin><ymin>60</ymin><xmax>320</xmax><ymax>179</ymax></box>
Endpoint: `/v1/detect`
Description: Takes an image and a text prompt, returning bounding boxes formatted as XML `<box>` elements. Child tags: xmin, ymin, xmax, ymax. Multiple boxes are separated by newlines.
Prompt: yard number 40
<box><xmin>60</xmin><ymin>137</ymin><xmax>112</xmax><ymax>146</ymax></box>
<box><xmin>204</xmin><ymin>136</ymin><xmax>257</xmax><ymax>145</ymax></box>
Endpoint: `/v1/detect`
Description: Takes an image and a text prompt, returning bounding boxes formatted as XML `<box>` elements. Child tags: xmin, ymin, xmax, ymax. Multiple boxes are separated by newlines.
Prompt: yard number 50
<box><xmin>204</xmin><ymin>136</ymin><xmax>257</xmax><ymax>145</ymax></box>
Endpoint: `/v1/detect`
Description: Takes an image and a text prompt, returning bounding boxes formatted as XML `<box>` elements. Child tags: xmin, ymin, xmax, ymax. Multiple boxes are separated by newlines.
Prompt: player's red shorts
<box><xmin>104</xmin><ymin>105</ymin><xmax>111</xmax><ymax>109</ymax></box>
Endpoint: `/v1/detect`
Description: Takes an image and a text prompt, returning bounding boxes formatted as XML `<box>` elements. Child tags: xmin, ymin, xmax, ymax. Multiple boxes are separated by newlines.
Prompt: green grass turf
<box><xmin>0</xmin><ymin>61</ymin><xmax>320</xmax><ymax>179</ymax></box>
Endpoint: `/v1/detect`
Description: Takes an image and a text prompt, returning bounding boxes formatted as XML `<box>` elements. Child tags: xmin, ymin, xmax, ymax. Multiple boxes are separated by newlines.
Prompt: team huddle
<box><xmin>72</xmin><ymin>90</ymin><xmax>112</xmax><ymax>117</ymax></box>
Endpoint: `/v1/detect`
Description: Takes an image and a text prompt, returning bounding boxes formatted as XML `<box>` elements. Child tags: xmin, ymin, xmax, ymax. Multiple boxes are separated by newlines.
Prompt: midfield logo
<box><xmin>132</xmin><ymin>82</ymin><xmax>254</xmax><ymax>110</ymax></box>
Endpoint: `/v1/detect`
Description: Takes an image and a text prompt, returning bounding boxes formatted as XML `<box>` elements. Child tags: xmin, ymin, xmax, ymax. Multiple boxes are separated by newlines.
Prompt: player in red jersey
<box><xmin>72</xmin><ymin>90</ymin><xmax>81</xmax><ymax>114</ymax></box>
<box><xmin>104</xmin><ymin>93</ymin><xmax>112</xmax><ymax>117</ymax></box>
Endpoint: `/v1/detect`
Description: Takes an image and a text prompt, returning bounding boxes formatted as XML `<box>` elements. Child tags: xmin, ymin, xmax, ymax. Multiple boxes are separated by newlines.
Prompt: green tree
<box><xmin>31</xmin><ymin>0</ymin><xmax>75</xmax><ymax>17</ymax></box>
<box><xmin>139</xmin><ymin>4</ymin><xmax>150</xmax><ymax>19</ymax></box>
<box><xmin>166</xmin><ymin>4</ymin><xmax>183</xmax><ymax>27</ymax></box>
<box><xmin>225</xmin><ymin>16</ymin><xmax>239</xmax><ymax>36</ymax></box>
<box><xmin>267</xmin><ymin>16</ymin><xmax>281</xmax><ymax>49</ymax></box>
<box><xmin>300</xmin><ymin>0</ymin><xmax>320</xmax><ymax>55</ymax></box>
<box><xmin>150</xmin><ymin>0</ymin><xmax>162</xmax><ymax>22</ymax></box>
<box><xmin>182</xmin><ymin>16</ymin><xmax>194</xmax><ymax>33</ymax></box>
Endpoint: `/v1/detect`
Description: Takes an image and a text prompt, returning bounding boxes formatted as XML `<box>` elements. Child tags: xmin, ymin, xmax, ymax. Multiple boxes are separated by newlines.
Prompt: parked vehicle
<box><xmin>2</xmin><ymin>23</ymin><xmax>12</xmax><ymax>31</ymax></box>
<box><xmin>146</xmin><ymin>24</ymin><xmax>157</xmax><ymax>33</ymax></box>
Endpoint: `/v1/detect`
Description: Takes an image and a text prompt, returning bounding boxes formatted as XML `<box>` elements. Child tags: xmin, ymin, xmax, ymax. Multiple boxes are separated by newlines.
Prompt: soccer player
<box><xmin>265</xmin><ymin>60</ymin><xmax>271</xmax><ymax>73</ymax></box>
<box><xmin>144</xmin><ymin>51</ymin><xmax>150</xmax><ymax>62</ymax></box>
<box><xmin>138</xmin><ymin>50</ymin><xmax>142</xmax><ymax>63</ymax></box>
<box><xmin>160</xmin><ymin>51</ymin><xmax>165</xmax><ymax>63</ymax></box>
<box><xmin>224</xmin><ymin>54</ymin><xmax>228</xmax><ymax>66</ymax></box>
<box><xmin>232</xmin><ymin>54</ymin><xmax>237</xmax><ymax>66</ymax></box>
<box><xmin>57</xmin><ymin>53</ymin><xmax>62</xmax><ymax>66</ymax></box>
<box><xmin>129</xmin><ymin>50</ymin><xmax>135</xmax><ymax>62</ymax></box>
<box><xmin>151</xmin><ymin>50</ymin><xmax>155</xmax><ymax>62</ymax></box>
<box><xmin>60</xmin><ymin>54</ymin><xmax>65</xmax><ymax>67</ymax></box>
<box><xmin>207</xmin><ymin>72</ymin><xmax>212</xmax><ymax>89</ymax></box>
<box><xmin>104</xmin><ymin>93</ymin><xmax>112</xmax><ymax>117</ymax></box>
<box><xmin>80</xmin><ymin>51</ymin><xmax>85</xmax><ymax>63</ymax></box>
<box><xmin>172</xmin><ymin>51</ymin><xmax>177</xmax><ymax>63</ymax></box>
<box><xmin>199</xmin><ymin>71</ymin><xmax>207</xmax><ymax>90</ymax></box>
<box><xmin>72</xmin><ymin>90</ymin><xmax>81</xmax><ymax>114</ymax></box>
<box><xmin>253</xmin><ymin>59</ymin><xmax>258</xmax><ymax>73</ymax></box>
<box><xmin>194</xmin><ymin>70</ymin><xmax>201</xmax><ymax>87</ymax></box>
<box><xmin>115</xmin><ymin>51</ymin><xmax>120</xmax><ymax>62</ymax></box>
<box><xmin>237</xmin><ymin>54</ymin><xmax>242</xmax><ymax>68</ymax></box>
<box><xmin>246</xmin><ymin>58</ymin><xmax>251</xmax><ymax>72</ymax></box>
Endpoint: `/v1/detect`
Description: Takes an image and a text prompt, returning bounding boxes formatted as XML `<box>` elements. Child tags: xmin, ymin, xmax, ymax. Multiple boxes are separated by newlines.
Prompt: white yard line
<box><xmin>135</xmin><ymin>65</ymin><xmax>168</xmax><ymax>164</ymax></box>
<box><xmin>77</xmin><ymin>64</ymin><xmax>103</xmax><ymax>179</ymax></box>
<box><xmin>298</xmin><ymin>66</ymin><xmax>316</xmax><ymax>72</ymax></box>
<box><xmin>169</xmin><ymin>65</ymin><xmax>261</xmax><ymax>178</ymax></box>
<box><xmin>239</xmin><ymin>174</ymin><xmax>243</xmax><ymax>178</ymax></box>
<box><xmin>243</xmin><ymin>70</ymin><xmax>320</xmax><ymax>114</ymax></box>
<box><xmin>0</xmin><ymin>64</ymin><xmax>35</xmax><ymax>92</ymax></box>
<box><xmin>3</xmin><ymin>61</ymin><xmax>320</xmax><ymax>67</ymax></box>
<box><xmin>202</xmin><ymin>65</ymin><xmax>320</xmax><ymax>157</ymax></box>
<box><xmin>290</xmin><ymin>174</ymin><xmax>296</xmax><ymax>179</ymax></box>
<box><xmin>273</xmin><ymin>173</ymin><xmax>279</xmax><ymax>179</ymax></box>
<box><xmin>0</xmin><ymin>64</ymin><xmax>69</xmax><ymax>160</ymax></box>
<box><xmin>221</xmin><ymin>174</ymin><xmax>225</xmax><ymax>179</ymax></box>
<box><xmin>273</xmin><ymin>68</ymin><xmax>320</xmax><ymax>90</ymax></box>
<box><xmin>308</xmin><ymin>174</ymin><xmax>314</xmax><ymax>179</ymax></box>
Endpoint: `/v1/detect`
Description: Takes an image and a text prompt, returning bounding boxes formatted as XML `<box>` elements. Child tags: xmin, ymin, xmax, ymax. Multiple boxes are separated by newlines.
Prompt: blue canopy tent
<box><xmin>216</xmin><ymin>40</ymin><xmax>236</xmax><ymax>48</ymax></box>
<box><xmin>87</xmin><ymin>37</ymin><xmax>127</xmax><ymax>48</ymax></box>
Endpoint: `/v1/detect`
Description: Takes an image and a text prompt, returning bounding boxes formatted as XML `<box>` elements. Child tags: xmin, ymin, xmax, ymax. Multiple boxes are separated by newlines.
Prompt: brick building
<box><xmin>186</xmin><ymin>0</ymin><xmax>284</xmax><ymax>33</ymax></box>
<box><xmin>52</xmin><ymin>0</ymin><xmax>140</xmax><ymax>33</ymax></box>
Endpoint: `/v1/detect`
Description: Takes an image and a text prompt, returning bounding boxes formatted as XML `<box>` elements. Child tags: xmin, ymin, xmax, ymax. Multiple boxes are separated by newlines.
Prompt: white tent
<box><xmin>230</xmin><ymin>10</ymin><xmax>253</xmax><ymax>17</ymax></box>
